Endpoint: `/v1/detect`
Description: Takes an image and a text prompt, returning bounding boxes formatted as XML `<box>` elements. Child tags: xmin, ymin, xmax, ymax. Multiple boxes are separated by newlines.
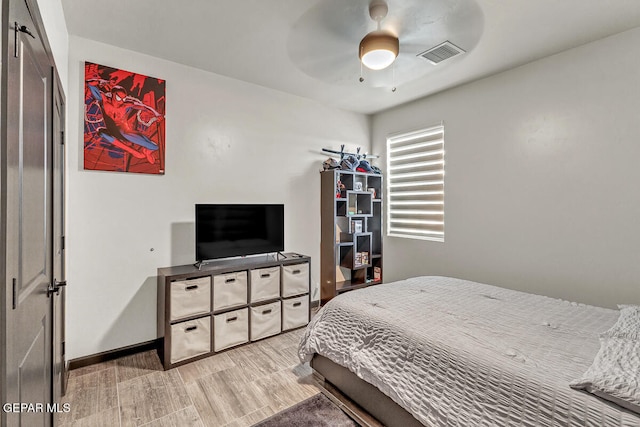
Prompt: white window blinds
<box><xmin>386</xmin><ymin>124</ymin><xmax>445</xmax><ymax>241</ymax></box>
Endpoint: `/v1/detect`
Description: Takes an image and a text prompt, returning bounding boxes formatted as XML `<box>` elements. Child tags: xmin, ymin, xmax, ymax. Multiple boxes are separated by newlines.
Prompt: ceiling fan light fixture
<box><xmin>359</xmin><ymin>30</ymin><xmax>399</xmax><ymax>70</ymax></box>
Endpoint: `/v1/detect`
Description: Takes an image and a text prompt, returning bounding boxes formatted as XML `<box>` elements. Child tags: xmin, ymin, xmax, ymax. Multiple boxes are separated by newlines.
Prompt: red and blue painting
<box><xmin>84</xmin><ymin>62</ymin><xmax>166</xmax><ymax>174</ymax></box>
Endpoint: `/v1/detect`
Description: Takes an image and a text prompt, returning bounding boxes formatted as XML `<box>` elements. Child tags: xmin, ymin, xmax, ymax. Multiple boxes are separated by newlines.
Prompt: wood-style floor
<box><xmin>59</xmin><ymin>329</ymin><xmax>321</xmax><ymax>427</ymax></box>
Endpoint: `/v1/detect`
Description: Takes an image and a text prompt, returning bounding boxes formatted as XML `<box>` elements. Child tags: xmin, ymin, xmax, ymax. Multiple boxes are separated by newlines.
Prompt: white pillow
<box><xmin>570</xmin><ymin>336</ymin><xmax>640</xmax><ymax>414</ymax></box>
<box><xmin>601</xmin><ymin>305</ymin><xmax>640</xmax><ymax>340</ymax></box>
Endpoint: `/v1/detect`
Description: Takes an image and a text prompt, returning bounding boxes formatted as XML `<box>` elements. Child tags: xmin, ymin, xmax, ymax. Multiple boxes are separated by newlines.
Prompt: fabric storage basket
<box><xmin>170</xmin><ymin>316</ymin><xmax>211</xmax><ymax>364</ymax></box>
<box><xmin>249</xmin><ymin>266</ymin><xmax>280</xmax><ymax>303</ymax></box>
<box><xmin>170</xmin><ymin>276</ymin><xmax>211</xmax><ymax>321</ymax></box>
<box><xmin>213</xmin><ymin>271</ymin><xmax>248</xmax><ymax>311</ymax></box>
<box><xmin>250</xmin><ymin>301</ymin><xmax>282</xmax><ymax>341</ymax></box>
<box><xmin>213</xmin><ymin>308</ymin><xmax>249</xmax><ymax>352</ymax></box>
<box><xmin>282</xmin><ymin>295</ymin><xmax>309</xmax><ymax>331</ymax></box>
<box><xmin>281</xmin><ymin>263</ymin><xmax>309</xmax><ymax>297</ymax></box>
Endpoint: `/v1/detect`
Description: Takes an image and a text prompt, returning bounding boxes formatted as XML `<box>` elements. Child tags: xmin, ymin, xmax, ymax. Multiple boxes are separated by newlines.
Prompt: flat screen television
<box><xmin>195</xmin><ymin>204</ymin><xmax>284</xmax><ymax>262</ymax></box>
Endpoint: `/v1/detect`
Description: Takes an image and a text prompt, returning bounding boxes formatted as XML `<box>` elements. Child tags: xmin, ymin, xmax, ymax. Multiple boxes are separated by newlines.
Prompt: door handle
<box><xmin>47</xmin><ymin>279</ymin><xmax>67</xmax><ymax>297</ymax></box>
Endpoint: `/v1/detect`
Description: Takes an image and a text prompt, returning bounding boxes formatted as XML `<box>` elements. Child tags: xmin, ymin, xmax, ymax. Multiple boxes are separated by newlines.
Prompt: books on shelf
<box><xmin>354</xmin><ymin>251</ymin><xmax>369</xmax><ymax>267</ymax></box>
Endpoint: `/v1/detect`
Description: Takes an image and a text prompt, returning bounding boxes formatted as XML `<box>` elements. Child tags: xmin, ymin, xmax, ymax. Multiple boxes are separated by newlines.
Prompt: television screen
<box><xmin>195</xmin><ymin>204</ymin><xmax>284</xmax><ymax>262</ymax></box>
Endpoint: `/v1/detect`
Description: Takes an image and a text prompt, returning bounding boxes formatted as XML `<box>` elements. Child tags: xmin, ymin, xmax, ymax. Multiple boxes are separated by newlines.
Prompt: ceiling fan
<box><xmin>286</xmin><ymin>0</ymin><xmax>483</xmax><ymax>89</ymax></box>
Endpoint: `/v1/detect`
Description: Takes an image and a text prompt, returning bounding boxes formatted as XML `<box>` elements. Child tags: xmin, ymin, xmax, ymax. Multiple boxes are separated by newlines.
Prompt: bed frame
<box><xmin>311</xmin><ymin>354</ymin><xmax>424</xmax><ymax>427</ymax></box>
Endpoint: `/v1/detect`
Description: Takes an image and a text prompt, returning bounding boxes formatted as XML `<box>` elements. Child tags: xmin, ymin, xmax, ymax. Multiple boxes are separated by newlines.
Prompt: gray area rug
<box><xmin>252</xmin><ymin>393</ymin><xmax>360</xmax><ymax>427</ymax></box>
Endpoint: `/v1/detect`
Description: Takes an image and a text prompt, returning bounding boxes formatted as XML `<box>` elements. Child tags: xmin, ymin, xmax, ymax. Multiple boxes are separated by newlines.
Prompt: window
<box><xmin>386</xmin><ymin>124</ymin><xmax>445</xmax><ymax>241</ymax></box>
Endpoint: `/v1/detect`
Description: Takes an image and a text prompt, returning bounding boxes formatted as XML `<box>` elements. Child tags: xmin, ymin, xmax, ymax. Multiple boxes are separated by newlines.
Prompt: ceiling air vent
<box><xmin>418</xmin><ymin>41</ymin><xmax>465</xmax><ymax>65</ymax></box>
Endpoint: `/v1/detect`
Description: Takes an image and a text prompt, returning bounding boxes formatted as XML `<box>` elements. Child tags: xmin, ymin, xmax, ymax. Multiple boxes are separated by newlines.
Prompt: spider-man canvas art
<box><xmin>84</xmin><ymin>62</ymin><xmax>166</xmax><ymax>174</ymax></box>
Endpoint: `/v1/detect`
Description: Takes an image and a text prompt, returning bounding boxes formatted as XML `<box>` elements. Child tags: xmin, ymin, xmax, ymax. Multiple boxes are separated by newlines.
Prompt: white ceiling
<box><xmin>61</xmin><ymin>0</ymin><xmax>640</xmax><ymax>114</ymax></box>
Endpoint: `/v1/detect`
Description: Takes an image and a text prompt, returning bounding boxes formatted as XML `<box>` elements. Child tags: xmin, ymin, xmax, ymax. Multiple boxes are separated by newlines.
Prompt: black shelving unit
<box><xmin>320</xmin><ymin>170</ymin><xmax>384</xmax><ymax>304</ymax></box>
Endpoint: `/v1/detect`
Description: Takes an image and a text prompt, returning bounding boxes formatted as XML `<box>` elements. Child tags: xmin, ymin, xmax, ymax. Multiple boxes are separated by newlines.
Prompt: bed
<box><xmin>299</xmin><ymin>276</ymin><xmax>640</xmax><ymax>426</ymax></box>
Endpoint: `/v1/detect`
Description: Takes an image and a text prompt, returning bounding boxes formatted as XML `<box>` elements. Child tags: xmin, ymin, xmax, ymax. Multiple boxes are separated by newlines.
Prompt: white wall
<box><xmin>372</xmin><ymin>27</ymin><xmax>640</xmax><ymax>308</ymax></box>
<box><xmin>66</xmin><ymin>36</ymin><xmax>369</xmax><ymax>360</ymax></box>
<box><xmin>36</xmin><ymin>0</ymin><xmax>68</xmax><ymax>92</ymax></box>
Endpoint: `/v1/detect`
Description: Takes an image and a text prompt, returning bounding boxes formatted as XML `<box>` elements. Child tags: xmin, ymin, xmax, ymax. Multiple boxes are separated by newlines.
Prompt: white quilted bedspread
<box><xmin>298</xmin><ymin>276</ymin><xmax>640</xmax><ymax>426</ymax></box>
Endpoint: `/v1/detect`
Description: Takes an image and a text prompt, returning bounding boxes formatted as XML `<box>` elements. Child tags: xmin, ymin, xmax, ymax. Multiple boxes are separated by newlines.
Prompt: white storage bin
<box><xmin>250</xmin><ymin>301</ymin><xmax>282</xmax><ymax>341</ymax></box>
<box><xmin>249</xmin><ymin>266</ymin><xmax>280</xmax><ymax>303</ymax></box>
<box><xmin>170</xmin><ymin>276</ymin><xmax>211</xmax><ymax>321</ymax></box>
<box><xmin>213</xmin><ymin>308</ymin><xmax>249</xmax><ymax>352</ymax></box>
<box><xmin>170</xmin><ymin>316</ymin><xmax>211</xmax><ymax>364</ymax></box>
<box><xmin>213</xmin><ymin>271</ymin><xmax>248</xmax><ymax>311</ymax></box>
<box><xmin>281</xmin><ymin>263</ymin><xmax>310</xmax><ymax>297</ymax></box>
<box><xmin>282</xmin><ymin>295</ymin><xmax>309</xmax><ymax>331</ymax></box>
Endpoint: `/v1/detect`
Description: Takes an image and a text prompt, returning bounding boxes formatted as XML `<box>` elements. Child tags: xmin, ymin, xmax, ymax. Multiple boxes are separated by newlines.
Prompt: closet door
<box><xmin>2</xmin><ymin>0</ymin><xmax>55</xmax><ymax>425</ymax></box>
<box><xmin>52</xmin><ymin>73</ymin><xmax>67</xmax><ymax>416</ymax></box>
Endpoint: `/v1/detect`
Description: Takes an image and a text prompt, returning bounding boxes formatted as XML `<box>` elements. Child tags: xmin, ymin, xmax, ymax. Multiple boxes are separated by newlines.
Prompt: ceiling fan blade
<box><xmin>287</xmin><ymin>0</ymin><xmax>483</xmax><ymax>87</ymax></box>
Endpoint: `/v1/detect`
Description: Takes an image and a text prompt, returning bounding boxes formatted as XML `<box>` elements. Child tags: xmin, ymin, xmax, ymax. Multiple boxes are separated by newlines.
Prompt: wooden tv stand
<box><xmin>157</xmin><ymin>253</ymin><xmax>311</xmax><ymax>369</ymax></box>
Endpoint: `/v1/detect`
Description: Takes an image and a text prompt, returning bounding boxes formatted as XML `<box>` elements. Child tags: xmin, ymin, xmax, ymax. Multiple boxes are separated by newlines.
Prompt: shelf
<box><xmin>321</xmin><ymin>169</ymin><xmax>383</xmax><ymax>303</ymax></box>
<box><xmin>336</xmin><ymin>279</ymin><xmax>382</xmax><ymax>293</ymax></box>
<box><xmin>169</xmin><ymin>311</ymin><xmax>216</xmax><ymax>325</ymax></box>
<box><xmin>339</xmin><ymin>231</ymin><xmax>372</xmax><ymax>243</ymax></box>
<box><xmin>336</xmin><ymin>281</ymin><xmax>370</xmax><ymax>293</ymax></box>
<box><xmin>336</xmin><ymin>194</ymin><xmax>371</xmax><ymax>199</ymax></box>
<box><xmin>158</xmin><ymin>255</ymin><xmax>312</xmax><ymax>370</ymax></box>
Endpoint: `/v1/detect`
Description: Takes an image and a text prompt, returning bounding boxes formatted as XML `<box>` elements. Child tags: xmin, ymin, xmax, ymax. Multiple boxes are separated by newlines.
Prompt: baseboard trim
<box><xmin>68</xmin><ymin>339</ymin><xmax>160</xmax><ymax>371</ymax></box>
